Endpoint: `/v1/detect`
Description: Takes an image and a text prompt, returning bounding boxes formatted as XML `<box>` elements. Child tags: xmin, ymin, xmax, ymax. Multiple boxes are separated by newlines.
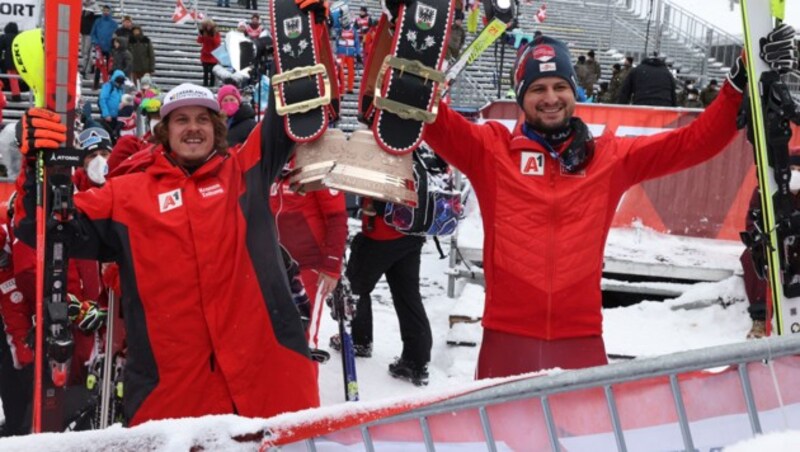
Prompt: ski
<box><xmin>444</xmin><ymin>18</ymin><xmax>507</xmax><ymax>87</ymax></box>
<box><xmin>330</xmin><ymin>277</ymin><xmax>359</xmax><ymax>402</ymax></box>
<box><xmin>740</xmin><ymin>0</ymin><xmax>800</xmax><ymax>336</ymax></box>
<box><xmin>12</xmin><ymin>0</ymin><xmax>84</xmax><ymax>432</ymax></box>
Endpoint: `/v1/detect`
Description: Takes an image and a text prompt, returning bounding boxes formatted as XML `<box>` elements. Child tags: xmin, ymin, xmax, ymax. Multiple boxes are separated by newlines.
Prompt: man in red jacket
<box><xmin>15</xmin><ymin>81</ymin><xmax>319</xmax><ymax>425</ymax></box>
<box><xmin>422</xmin><ymin>28</ymin><xmax>797</xmax><ymax>378</ymax></box>
<box><xmin>270</xmin><ymin>165</ymin><xmax>348</xmax><ymax>348</ymax></box>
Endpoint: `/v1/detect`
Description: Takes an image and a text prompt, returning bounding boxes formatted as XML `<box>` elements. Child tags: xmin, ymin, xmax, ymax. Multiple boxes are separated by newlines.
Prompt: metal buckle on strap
<box><xmin>373</xmin><ymin>56</ymin><xmax>444</xmax><ymax>124</ymax></box>
<box><xmin>272</xmin><ymin>64</ymin><xmax>331</xmax><ymax>116</ymax></box>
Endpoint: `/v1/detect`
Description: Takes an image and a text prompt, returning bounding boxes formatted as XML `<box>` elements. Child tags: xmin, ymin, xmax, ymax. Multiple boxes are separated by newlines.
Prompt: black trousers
<box><xmin>246</xmin><ymin>0</ymin><xmax>258</xmax><ymax>9</ymax></box>
<box><xmin>346</xmin><ymin>234</ymin><xmax>431</xmax><ymax>367</ymax></box>
<box><xmin>202</xmin><ymin>63</ymin><xmax>216</xmax><ymax>87</ymax></box>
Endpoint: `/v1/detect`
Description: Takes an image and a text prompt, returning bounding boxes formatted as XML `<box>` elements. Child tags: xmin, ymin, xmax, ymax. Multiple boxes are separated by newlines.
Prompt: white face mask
<box><xmin>791</xmin><ymin>170</ymin><xmax>800</xmax><ymax>194</ymax></box>
<box><xmin>87</xmin><ymin>156</ymin><xmax>109</xmax><ymax>185</ymax></box>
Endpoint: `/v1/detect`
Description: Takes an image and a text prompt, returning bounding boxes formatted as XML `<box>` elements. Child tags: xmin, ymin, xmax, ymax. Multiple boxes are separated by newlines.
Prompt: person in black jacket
<box><xmin>81</xmin><ymin>6</ymin><xmax>99</xmax><ymax>76</ymax></box>
<box><xmin>0</xmin><ymin>22</ymin><xmax>21</xmax><ymax>102</ymax></box>
<box><xmin>217</xmin><ymin>84</ymin><xmax>257</xmax><ymax>146</ymax></box>
<box><xmin>617</xmin><ymin>54</ymin><xmax>677</xmax><ymax>107</ymax></box>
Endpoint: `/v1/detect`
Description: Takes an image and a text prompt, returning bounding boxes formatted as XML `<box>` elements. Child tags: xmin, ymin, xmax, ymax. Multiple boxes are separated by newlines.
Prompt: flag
<box><xmin>172</xmin><ymin>0</ymin><xmax>204</xmax><ymax>24</ymax></box>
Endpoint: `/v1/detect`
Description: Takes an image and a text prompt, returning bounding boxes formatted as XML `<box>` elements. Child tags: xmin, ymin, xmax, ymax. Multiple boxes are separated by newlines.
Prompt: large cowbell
<box><xmin>290</xmin><ymin>130</ymin><xmax>417</xmax><ymax>206</ymax></box>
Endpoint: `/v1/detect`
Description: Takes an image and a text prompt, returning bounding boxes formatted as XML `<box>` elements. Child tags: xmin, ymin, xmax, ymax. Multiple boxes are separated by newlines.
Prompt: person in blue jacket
<box><xmin>90</xmin><ymin>5</ymin><xmax>119</xmax><ymax>89</ymax></box>
<box><xmin>98</xmin><ymin>70</ymin><xmax>126</xmax><ymax>134</ymax></box>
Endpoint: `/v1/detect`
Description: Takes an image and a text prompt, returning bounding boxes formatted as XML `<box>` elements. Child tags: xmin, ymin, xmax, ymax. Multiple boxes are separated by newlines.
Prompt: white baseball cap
<box><xmin>160</xmin><ymin>83</ymin><xmax>220</xmax><ymax>118</ymax></box>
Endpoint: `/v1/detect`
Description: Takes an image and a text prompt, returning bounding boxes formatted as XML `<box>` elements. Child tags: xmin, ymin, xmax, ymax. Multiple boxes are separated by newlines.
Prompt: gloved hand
<box><xmin>68</xmin><ymin>294</ymin><xmax>108</xmax><ymax>333</ymax></box>
<box><xmin>727</xmin><ymin>55</ymin><xmax>748</xmax><ymax>93</ymax></box>
<box><xmin>295</xmin><ymin>0</ymin><xmax>329</xmax><ymax>23</ymax></box>
<box><xmin>356</xmin><ymin>54</ymin><xmax>363</xmax><ymax>65</ymax></box>
<box><xmin>382</xmin><ymin>0</ymin><xmax>409</xmax><ymax>23</ymax></box>
<box><xmin>8</xmin><ymin>336</ymin><xmax>34</xmax><ymax>369</ymax></box>
<box><xmin>760</xmin><ymin>23</ymin><xmax>798</xmax><ymax>73</ymax></box>
<box><xmin>327</xmin><ymin>278</ymin><xmax>357</xmax><ymax>321</ymax></box>
<box><xmin>18</xmin><ymin>108</ymin><xmax>67</xmax><ymax>156</ymax></box>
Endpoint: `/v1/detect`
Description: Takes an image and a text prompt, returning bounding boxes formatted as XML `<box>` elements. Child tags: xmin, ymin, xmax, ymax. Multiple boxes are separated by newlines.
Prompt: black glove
<box><xmin>383</xmin><ymin>0</ymin><xmax>410</xmax><ymax>23</ymax></box>
<box><xmin>68</xmin><ymin>295</ymin><xmax>108</xmax><ymax>333</ymax></box>
<box><xmin>327</xmin><ymin>277</ymin><xmax>357</xmax><ymax>321</ymax></box>
<box><xmin>760</xmin><ymin>23</ymin><xmax>798</xmax><ymax>73</ymax></box>
<box><xmin>356</xmin><ymin>54</ymin><xmax>363</xmax><ymax>64</ymax></box>
<box><xmin>727</xmin><ymin>56</ymin><xmax>748</xmax><ymax>93</ymax></box>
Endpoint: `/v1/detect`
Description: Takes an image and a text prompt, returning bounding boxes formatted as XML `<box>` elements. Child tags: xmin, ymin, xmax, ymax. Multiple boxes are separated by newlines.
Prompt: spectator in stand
<box><xmin>218</xmin><ymin>0</ymin><xmax>231</xmax><ymax>7</ymax></box>
<box><xmin>700</xmin><ymin>79</ymin><xmax>720</xmax><ymax>108</ymax></box>
<box><xmin>80</xmin><ymin>2</ymin><xmax>99</xmax><ymax>77</ymax></box>
<box><xmin>617</xmin><ymin>54</ymin><xmax>677</xmax><ymax>107</ymax></box>
<box><xmin>245</xmin><ymin>0</ymin><xmax>258</xmax><ymax>11</ymax></box>
<box><xmin>355</xmin><ymin>6</ymin><xmax>374</xmax><ymax>42</ymax></box>
<box><xmin>682</xmin><ymin>86</ymin><xmax>703</xmax><ymax>108</ymax></box>
<box><xmin>573</xmin><ymin>55</ymin><xmax>591</xmax><ymax>97</ymax></box>
<box><xmin>0</xmin><ymin>22</ymin><xmax>21</xmax><ymax>102</ymax></box>
<box><xmin>605</xmin><ymin>63</ymin><xmax>623</xmax><ymax>104</ymax></box>
<box><xmin>98</xmin><ymin>70</ymin><xmax>127</xmax><ymax>134</ymax></box>
<box><xmin>128</xmin><ymin>26</ymin><xmax>156</xmax><ymax>87</ymax></box>
<box><xmin>335</xmin><ymin>13</ymin><xmax>360</xmax><ymax>95</ymax></box>
<box><xmin>110</xmin><ymin>36</ymin><xmax>133</xmax><ymax>78</ymax></box>
<box><xmin>584</xmin><ymin>50</ymin><xmax>602</xmax><ymax>99</ymax></box>
<box><xmin>447</xmin><ymin>10</ymin><xmax>466</xmax><ymax>61</ymax></box>
<box><xmin>197</xmin><ymin>19</ymin><xmax>221</xmax><ymax>87</ymax></box>
<box><xmin>269</xmin><ymin>163</ymin><xmax>348</xmax><ymax>355</ymax></box>
<box><xmin>330</xmin><ymin>197</ymin><xmax>431</xmax><ymax>386</ymax></box>
<box><xmin>217</xmin><ymin>84</ymin><xmax>257</xmax><ymax>147</ymax></box>
<box><xmin>17</xmin><ymin>78</ymin><xmax>321</xmax><ymax>426</ymax></box>
<box><xmin>114</xmin><ymin>15</ymin><xmax>135</xmax><ymax>40</ymax></box>
<box><xmin>90</xmin><ymin>5</ymin><xmax>119</xmax><ymax>90</ymax></box>
<box><xmin>245</xmin><ymin>13</ymin><xmax>264</xmax><ymax>40</ymax></box>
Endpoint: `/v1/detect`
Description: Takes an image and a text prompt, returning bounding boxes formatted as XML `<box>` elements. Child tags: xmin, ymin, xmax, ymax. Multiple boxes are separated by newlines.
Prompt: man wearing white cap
<box><xmin>14</xmin><ymin>82</ymin><xmax>319</xmax><ymax>425</ymax></box>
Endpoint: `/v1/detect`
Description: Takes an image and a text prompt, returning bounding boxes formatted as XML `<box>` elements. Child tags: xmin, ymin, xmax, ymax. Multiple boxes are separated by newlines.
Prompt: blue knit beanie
<box><xmin>514</xmin><ymin>36</ymin><xmax>577</xmax><ymax>106</ymax></box>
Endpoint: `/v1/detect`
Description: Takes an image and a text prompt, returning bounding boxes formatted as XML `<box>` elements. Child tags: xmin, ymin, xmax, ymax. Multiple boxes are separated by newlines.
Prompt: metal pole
<box><xmin>99</xmin><ymin>289</ymin><xmax>116</xmax><ymax>428</ymax></box>
<box><xmin>669</xmin><ymin>374</ymin><xmax>695</xmax><ymax>451</ymax></box>
<box><xmin>643</xmin><ymin>0</ymin><xmax>655</xmax><ymax>57</ymax></box>
<box><xmin>497</xmin><ymin>42</ymin><xmax>506</xmax><ymax>99</ymax></box>
<box><xmin>737</xmin><ymin>363</ymin><xmax>762</xmax><ymax>436</ymax></box>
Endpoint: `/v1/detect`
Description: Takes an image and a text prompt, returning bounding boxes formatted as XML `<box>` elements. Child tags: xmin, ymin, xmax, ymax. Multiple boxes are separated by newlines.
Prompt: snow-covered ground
<box><xmin>1</xmin><ymin>220</ymin><xmax>798</xmax><ymax>450</ymax></box>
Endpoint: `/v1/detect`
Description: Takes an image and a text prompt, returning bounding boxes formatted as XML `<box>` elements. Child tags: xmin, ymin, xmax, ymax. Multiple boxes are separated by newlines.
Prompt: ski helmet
<box><xmin>77</xmin><ymin>127</ymin><xmax>113</xmax><ymax>153</ymax></box>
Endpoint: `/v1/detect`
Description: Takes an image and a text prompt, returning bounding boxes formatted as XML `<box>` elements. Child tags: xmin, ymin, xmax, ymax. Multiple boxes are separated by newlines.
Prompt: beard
<box><xmin>525</xmin><ymin>114</ymin><xmax>571</xmax><ymax>135</ymax></box>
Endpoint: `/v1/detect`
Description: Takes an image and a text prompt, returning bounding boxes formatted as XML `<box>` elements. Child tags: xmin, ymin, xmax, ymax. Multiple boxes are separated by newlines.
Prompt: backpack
<box><xmin>383</xmin><ymin>146</ymin><xmax>464</xmax><ymax>238</ymax></box>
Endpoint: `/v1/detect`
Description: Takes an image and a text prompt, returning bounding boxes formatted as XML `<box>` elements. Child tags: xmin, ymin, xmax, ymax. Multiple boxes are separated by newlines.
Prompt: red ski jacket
<box><xmin>269</xmin><ymin>181</ymin><xmax>347</xmax><ymax>277</ymax></box>
<box><xmin>197</xmin><ymin>32</ymin><xmax>221</xmax><ymax>64</ymax></box>
<box><xmin>423</xmin><ymin>82</ymin><xmax>743</xmax><ymax>340</ymax></box>
<box><xmin>16</xmin><ymin>113</ymin><xmax>319</xmax><ymax>425</ymax></box>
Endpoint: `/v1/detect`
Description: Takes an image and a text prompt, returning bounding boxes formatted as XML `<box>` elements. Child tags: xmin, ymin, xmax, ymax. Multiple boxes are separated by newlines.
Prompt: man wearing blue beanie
<box><xmin>421</xmin><ymin>28</ymin><xmax>798</xmax><ymax>378</ymax></box>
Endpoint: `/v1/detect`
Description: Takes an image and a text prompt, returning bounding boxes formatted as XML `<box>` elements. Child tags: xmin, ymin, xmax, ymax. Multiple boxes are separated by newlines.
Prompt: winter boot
<box><xmin>329</xmin><ymin>334</ymin><xmax>372</xmax><ymax>358</ymax></box>
<box><xmin>746</xmin><ymin>320</ymin><xmax>767</xmax><ymax>339</ymax></box>
<box><xmin>388</xmin><ymin>357</ymin><xmax>429</xmax><ymax>387</ymax></box>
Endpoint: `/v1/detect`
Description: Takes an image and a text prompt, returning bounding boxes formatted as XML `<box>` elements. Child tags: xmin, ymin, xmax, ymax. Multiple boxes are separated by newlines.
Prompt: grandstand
<box><xmin>0</xmin><ymin>0</ymin><xmax>739</xmax><ymax>129</ymax></box>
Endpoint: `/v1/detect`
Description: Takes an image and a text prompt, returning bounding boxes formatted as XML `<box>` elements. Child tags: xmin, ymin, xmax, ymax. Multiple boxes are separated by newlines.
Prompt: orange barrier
<box><xmin>477</xmin><ymin>100</ymin><xmax>790</xmax><ymax>241</ymax></box>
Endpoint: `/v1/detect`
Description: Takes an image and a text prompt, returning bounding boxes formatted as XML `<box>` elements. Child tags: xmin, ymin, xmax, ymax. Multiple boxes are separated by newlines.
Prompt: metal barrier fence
<box><xmin>270</xmin><ymin>334</ymin><xmax>800</xmax><ymax>451</ymax></box>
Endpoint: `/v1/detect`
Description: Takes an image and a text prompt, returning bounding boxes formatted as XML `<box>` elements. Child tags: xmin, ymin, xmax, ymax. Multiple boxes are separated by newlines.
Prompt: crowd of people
<box><xmin>0</xmin><ymin>0</ymin><xmax>795</xmax><ymax>440</ymax></box>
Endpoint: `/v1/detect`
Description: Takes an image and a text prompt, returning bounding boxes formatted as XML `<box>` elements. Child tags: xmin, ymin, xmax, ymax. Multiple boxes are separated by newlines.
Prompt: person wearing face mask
<box><xmin>739</xmin><ymin>147</ymin><xmax>800</xmax><ymax>339</ymax></box>
<box><xmin>217</xmin><ymin>84</ymin><xmax>256</xmax><ymax>147</ymax></box>
<box><xmin>75</xmin><ymin>127</ymin><xmax>113</xmax><ymax>190</ymax></box>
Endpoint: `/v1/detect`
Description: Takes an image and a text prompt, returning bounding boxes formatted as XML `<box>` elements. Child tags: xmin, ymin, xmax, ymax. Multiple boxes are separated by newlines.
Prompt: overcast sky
<box><xmin>666</xmin><ymin>0</ymin><xmax>800</xmax><ymax>36</ymax></box>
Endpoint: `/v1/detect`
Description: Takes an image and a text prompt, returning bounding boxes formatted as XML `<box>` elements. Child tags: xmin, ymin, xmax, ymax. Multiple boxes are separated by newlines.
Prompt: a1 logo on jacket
<box><xmin>159</xmin><ymin>189</ymin><xmax>183</xmax><ymax>213</ymax></box>
<box><xmin>520</xmin><ymin>151</ymin><xmax>545</xmax><ymax>176</ymax></box>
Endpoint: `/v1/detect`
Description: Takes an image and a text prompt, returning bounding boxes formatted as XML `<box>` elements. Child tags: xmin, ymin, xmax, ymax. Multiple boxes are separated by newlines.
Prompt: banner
<box><xmin>477</xmin><ymin>100</ymin><xmax>774</xmax><ymax>241</ymax></box>
<box><xmin>172</xmin><ymin>0</ymin><xmax>204</xmax><ymax>25</ymax></box>
<box><xmin>264</xmin><ymin>356</ymin><xmax>800</xmax><ymax>450</ymax></box>
<box><xmin>0</xmin><ymin>0</ymin><xmax>41</xmax><ymax>32</ymax></box>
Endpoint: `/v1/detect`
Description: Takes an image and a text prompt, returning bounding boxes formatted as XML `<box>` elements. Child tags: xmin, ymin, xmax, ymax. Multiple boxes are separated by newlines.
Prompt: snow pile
<box><xmin>725</xmin><ymin>430</ymin><xmax>800</xmax><ymax>451</ymax></box>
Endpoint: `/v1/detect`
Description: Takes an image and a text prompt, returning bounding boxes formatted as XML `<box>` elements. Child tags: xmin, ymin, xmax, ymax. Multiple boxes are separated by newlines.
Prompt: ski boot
<box><xmin>329</xmin><ymin>334</ymin><xmax>372</xmax><ymax>358</ymax></box>
<box><xmin>388</xmin><ymin>357</ymin><xmax>429</xmax><ymax>387</ymax></box>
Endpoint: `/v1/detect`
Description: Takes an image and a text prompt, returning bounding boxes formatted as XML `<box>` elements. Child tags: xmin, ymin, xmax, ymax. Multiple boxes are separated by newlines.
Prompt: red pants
<box><xmin>476</xmin><ymin>329</ymin><xmax>608</xmax><ymax>378</ymax></box>
<box><xmin>338</xmin><ymin>55</ymin><xmax>355</xmax><ymax>93</ymax></box>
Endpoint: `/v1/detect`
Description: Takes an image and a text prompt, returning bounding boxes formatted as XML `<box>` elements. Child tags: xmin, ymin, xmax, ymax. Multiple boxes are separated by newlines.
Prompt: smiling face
<box><xmin>521</xmin><ymin>76</ymin><xmax>576</xmax><ymax>133</ymax></box>
<box><xmin>166</xmin><ymin>106</ymin><xmax>216</xmax><ymax>167</ymax></box>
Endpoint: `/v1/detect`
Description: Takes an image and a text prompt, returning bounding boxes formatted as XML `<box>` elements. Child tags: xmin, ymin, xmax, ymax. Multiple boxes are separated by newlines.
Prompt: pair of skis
<box><xmin>740</xmin><ymin>0</ymin><xmax>800</xmax><ymax>336</ymax></box>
